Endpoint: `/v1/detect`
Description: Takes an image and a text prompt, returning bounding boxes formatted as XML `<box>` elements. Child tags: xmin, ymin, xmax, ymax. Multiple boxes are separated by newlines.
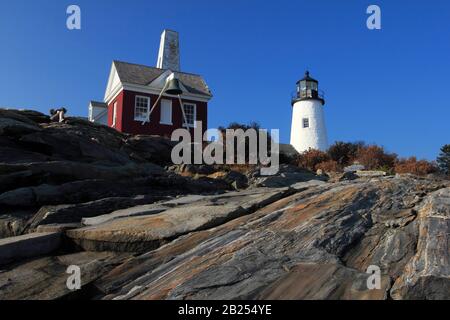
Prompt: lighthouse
<box><xmin>290</xmin><ymin>71</ymin><xmax>328</xmax><ymax>153</ymax></box>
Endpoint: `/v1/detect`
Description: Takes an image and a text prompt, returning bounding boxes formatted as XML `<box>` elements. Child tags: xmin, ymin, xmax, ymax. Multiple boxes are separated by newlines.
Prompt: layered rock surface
<box><xmin>0</xmin><ymin>109</ymin><xmax>232</xmax><ymax>238</ymax></box>
<box><xmin>0</xmin><ymin>109</ymin><xmax>449</xmax><ymax>300</ymax></box>
<box><xmin>92</xmin><ymin>177</ymin><xmax>449</xmax><ymax>300</ymax></box>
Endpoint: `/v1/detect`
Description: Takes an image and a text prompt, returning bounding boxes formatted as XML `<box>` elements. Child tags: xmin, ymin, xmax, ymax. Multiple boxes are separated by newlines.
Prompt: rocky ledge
<box><xmin>0</xmin><ymin>109</ymin><xmax>449</xmax><ymax>300</ymax></box>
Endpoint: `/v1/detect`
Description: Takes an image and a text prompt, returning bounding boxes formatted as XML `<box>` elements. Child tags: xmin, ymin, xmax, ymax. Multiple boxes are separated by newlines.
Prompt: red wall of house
<box><xmin>107</xmin><ymin>91</ymin><xmax>124</xmax><ymax>131</ymax></box>
<box><xmin>108</xmin><ymin>89</ymin><xmax>208</xmax><ymax>137</ymax></box>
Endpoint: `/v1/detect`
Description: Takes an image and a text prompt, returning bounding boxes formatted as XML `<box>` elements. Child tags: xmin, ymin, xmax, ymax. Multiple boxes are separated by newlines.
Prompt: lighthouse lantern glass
<box><xmin>299</xmin><ymin>80</ymin><xmax>318</xmax><ymax>98</ymax></box>
<box><xmin>300</xmin><ymin>80</ymin><xmax>307</xmax><ymax>91</ymax></box>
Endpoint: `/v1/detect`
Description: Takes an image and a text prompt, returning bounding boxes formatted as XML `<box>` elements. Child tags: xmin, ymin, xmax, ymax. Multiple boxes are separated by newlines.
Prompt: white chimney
<box><xmin>157</xmin><ymin>29</ymin><xmax>180</xmax><ymax>72</ymax></box>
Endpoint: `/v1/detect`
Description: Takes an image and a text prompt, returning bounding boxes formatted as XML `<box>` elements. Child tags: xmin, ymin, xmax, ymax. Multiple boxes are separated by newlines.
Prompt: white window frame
<box><xmin>303</xmin><ymin>118</ymin><xmax>309</xmax><ymax>128</ymax></box>
<box><xmin>182</xmin><ymin>103</ymin><xmax>197</xmax><ymax>128</ymax></box>
<box><xmin>112</xmin><ymin>101</ymin><xmax>118</xmax><ymax>127</ymax></box>
<box><xmin>160</xmin><ymin>99</ymin><xmax>173</xmax><ymax>125</ymax></box>
<box><xmin>134</xmin><ymin>95</ymin><xmax>150</xmax><ymax>122</ymax></box>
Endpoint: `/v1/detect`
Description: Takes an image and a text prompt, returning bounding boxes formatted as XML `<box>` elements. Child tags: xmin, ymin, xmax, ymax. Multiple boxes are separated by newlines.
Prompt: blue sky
<box><xmin>0</xmin><ymin>0</ymin><xmax>449</xmax><ymax>159</ymax></box>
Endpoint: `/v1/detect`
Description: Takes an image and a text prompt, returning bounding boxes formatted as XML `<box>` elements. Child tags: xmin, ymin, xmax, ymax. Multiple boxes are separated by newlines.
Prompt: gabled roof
<box><xmin>113</xmin><ymin>61</ymin><xmax>212</xmax><ymax>97</ymax></box>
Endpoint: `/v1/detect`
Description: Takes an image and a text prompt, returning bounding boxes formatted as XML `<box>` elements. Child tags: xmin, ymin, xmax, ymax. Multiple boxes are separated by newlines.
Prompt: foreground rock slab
<box><xmin>90</xmin><ymin>176</ymin><xmax>449</xmax><ymax>300</ymax></box>
<box><xmin>68</xmin><ymin>204</ymin><xmax>246</xmax><ymax>252</ymax></box>
<box><xmin>82</xmin><ymin>205</ymin><xmax>167</xmax><ymax>226</ymax></box>
<box><xmin>0</xmin><ymin>251</ymin><xmax>130</xmax><ymax>300</ymax></box>
<box><xmin>27</xmin><ymin>195</ymin><xmax>167</xmax><ymax>230</ymax></box>
<box><xmin>67</xmin><ymin>188</ymin><xmax>291</xmax><ymax>252</ymax></box>
<box><xmin>390</xmin><ymin>187</ymin><xmax>450</xmax><ymax>299</ymax></box>
<box><xmin>0</xmin><ymin>232</ymin><xmax>61</xmax><ymax>266</ymax></box>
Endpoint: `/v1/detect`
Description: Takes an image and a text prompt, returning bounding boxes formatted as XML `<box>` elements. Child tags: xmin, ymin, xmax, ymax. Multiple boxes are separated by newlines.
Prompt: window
<box><xmin>160</xmin><ymin>99</ymin><xmax>173</xmax><ymax>125</ymax></box>
<box><xmin>112</xmin><ymin>101</ymin><xmax>117</xmax><ymax>127</ymax></box>
<box><xmin>183</xmin><ymin>103</ymin><xmax>196</xmax><ymax>128</ymax></box>
<box><xmin>300</xmin><ymin>81</ymin><xmax>307</xmax><ymax>91</ymax></box>
<box><xmin>135</xmin><ymin>96</ymin><xmax>150</xmax><ymax>121</ymax></box>
<box><xmin>303</xmin><ymin>118</ymin><xmax>310</xmax><ymax>128</ymax></box>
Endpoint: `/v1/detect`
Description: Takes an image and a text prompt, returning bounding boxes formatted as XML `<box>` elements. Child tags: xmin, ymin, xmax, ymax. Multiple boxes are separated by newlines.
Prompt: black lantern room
<box><xmin>292</xmin><ymin>71</ymin><xmax>325</xmax><ymax>106</ymax></box>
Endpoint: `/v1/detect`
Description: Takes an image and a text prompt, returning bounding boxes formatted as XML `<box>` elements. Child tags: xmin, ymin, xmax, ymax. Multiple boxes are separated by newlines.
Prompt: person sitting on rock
<box><xmin>49</xmin><ymin>108</ymin><xmax>67</xmax><ymax>123</ymax></box>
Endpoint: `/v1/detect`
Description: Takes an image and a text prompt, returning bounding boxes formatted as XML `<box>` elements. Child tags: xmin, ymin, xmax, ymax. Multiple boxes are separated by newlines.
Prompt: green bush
<box><xmin>437</xmin><ymin>144</ymin><xmax>450</xmax><ymax>175</ymax></box>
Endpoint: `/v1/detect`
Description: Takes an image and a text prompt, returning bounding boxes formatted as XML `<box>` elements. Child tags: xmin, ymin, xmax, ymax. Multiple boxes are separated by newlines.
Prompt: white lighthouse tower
<box><xmin>290</xmin><ymin>71</ymin><xmax>328</xmax><ymax>153</ymax></box>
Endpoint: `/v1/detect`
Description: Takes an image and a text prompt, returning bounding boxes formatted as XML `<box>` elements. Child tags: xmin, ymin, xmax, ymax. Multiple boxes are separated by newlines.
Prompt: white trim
<box><xmin>182</xmin><ymin>102</ymin><xmax>197</xmax><ymax>128</ymax></box>
<box><xmin>134</xmin><ymin>95</ymin><xmax>151</xmax><ymax>122</ymax></box>
<box><xmin>104</xmin><ymin>84</ymin><xmax>123</xmax><ymax>105</ymax></box>
<box><xmin>104</xmin><ymin>63</ymin><xmax>116</xmax><ymax>100</ymax></box>
<box><xmin>159</xmin><ymin>99</ymin><xmax>173</xmax><ymax>125</ymax></box>
<box><xmin>104</xmin><ymin>63</ymin><xmax>122</xmax><ymax>101</ymax></box>
<box><xmin>89</xmin><ymin>102</ymin><xmax>108</xmax><ymax>109</ymax></box>
<box><xmin>112</xmin><ymin>101</ymin><xmax>118</xmax><ymax>127</ymax></box>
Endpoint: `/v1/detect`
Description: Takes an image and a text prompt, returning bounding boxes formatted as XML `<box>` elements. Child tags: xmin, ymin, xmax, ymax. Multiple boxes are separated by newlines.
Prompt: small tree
<box><xmin>437</xmin><ymin>144</ymin><xmax>450</xmax><ymax>175</ymax></box>
<box><xmin>355</xmin><ymin>145</ymin><xmax>397</xmax><ymax>171</ymax></box>
<box><xmin>297</xmin><ymin>149</ymin><xmax>331</xmax><ymax>172</ymax></box>
<box><xmin>327</xmin><ymin>141</ymin><xmax>364</xmax><ymax>166</ymax></box>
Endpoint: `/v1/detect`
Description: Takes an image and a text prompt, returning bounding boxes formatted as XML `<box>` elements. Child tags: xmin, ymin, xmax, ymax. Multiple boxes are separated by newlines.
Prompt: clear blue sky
<box><xmin>1</xmin><ymin>0</ymin><xmax>449</xmax><ymax>160</ymax></box>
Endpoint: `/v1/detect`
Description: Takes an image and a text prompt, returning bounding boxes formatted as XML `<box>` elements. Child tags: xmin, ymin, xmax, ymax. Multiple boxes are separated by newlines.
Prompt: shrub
<box><xmin>354</xmin><ymin>145</ymin><xmax>397</xmax><ymax>170</ymax></box>
<box><xmin>316</xmin><ymin>160</ymin><xmax>342</xmax><ymax>173</ymax></box>
<box><xmin>327</xmin><ymin>141</ymin><xmax>364</xmax><ymax>166</ymax></box>
<box><xmin>437</xmin><ymin>144</ymin><xmax>450</xmax><ymax>175</ymax></box>
<box><xmin>394</xmin><ymin>157</ymin><xmax>437</xmax><ymax>176</ymax></box>
<box><xmin>297</xmin><ymin>149</ymin><xmax>331</xmax><ymax>171</ymax></box>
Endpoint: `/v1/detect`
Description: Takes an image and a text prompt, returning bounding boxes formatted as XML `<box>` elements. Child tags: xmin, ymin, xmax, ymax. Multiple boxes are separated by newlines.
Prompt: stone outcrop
<box><xmin>0</xmin><ymin>108</ymin><xmax>449</xmax><ymax>300</ymax></box>
<box><xmin>27</xmin><ymin>195</ymin><xmax>168</xmax><ymax>230</ymax></box>
<box><xmin>390</xmin><ymin>187</ymin><xmax>450</xmax><ymax>299</ymax></box>
<box><xmin>0</xmin><ymin>251</ymin><xmax>130</xmax><ymax>300</ymax></box>
<box><xmin>0</xmin><ymin>232</ymin><xmax>62</xmax><ymax>266</ymax></box>
<box><xmin>0</xmin><ymin>109</ymin><xmax>231</xmax><ymax>238</ymax></box>
<box><xmin>67</xmin><ymin>188</ymin><xmax>291</xmax><ymax>252</ymax></box>
<box><xmin>248</xmin><ymin>164</ymin><xmax>326</xmax><ymax>188</ymax></box>
<box><xmin>2</xmin><ymin>174</ymin><xmax>446</xmax><ymax>300</ymax></box>
<box><xmin>90</xmin><ymin>176</ymin><xmax>448</xmax><ymax>300</ymax></box>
